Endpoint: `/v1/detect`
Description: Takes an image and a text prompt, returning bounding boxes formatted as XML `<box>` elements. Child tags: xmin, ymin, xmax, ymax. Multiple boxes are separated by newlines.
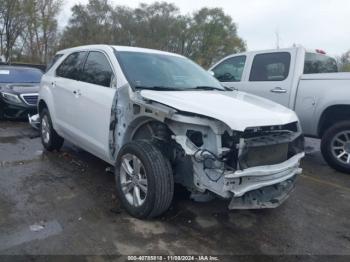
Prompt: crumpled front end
<box><xmin>225</xmin><ymin>153</ymin><xmax>303</xmax><ymax>209</ymax></box>
<box><xmin>111</xmin><ymin>90</ymin><xmax>305</xmax><ymax>210</ymax></box>
<box><xmin>168</xmin><ymin>114</ymin><xmax>305</xmax><ymax>209</ymax></box>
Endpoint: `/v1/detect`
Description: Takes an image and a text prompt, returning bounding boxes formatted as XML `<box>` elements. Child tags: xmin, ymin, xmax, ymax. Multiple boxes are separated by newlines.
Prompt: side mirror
<box><xmin>208</xmin><ymin>70</ymin><xmax>215</xmax><ymax>76</ymax></box>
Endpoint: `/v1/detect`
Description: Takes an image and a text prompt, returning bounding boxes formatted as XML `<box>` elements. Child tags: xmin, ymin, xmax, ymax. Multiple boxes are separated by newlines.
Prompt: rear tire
<box><xmin>321</xmin><ymin>121</ymin><xmax>350</xmax><ymax>174</ymax></box>
<box><xmin>115</xmin><ymin>140</ymin><xmax>174</xmax><ymax>219</ymax></box>
<box><xmin>40</xmin><ymin>108</ymin><xmax>64</xmax><ymax>152</ymax></box>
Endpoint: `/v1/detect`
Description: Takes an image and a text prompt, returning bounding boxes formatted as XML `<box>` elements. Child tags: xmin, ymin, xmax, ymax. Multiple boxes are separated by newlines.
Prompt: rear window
<box><xmin>0</xmin><ymin>68</ymin><xmax>43</xmax><ymax>83</ymax></box>
<box><xmin>304</xmin><ymin>53</ymin><xmax>338</xmax><ymax>74</ymax></box>
<box><xmin>56</xmin><ymin>52</ymin><xmax>87</xmax><ymax>80</ymax></box>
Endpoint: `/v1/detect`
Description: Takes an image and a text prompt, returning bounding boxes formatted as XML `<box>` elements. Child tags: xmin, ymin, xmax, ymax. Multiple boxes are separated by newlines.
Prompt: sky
<box><xmin>59</xmin><ymin>0</ymin><xmax>350</xmax><ymax>56</ymax></box>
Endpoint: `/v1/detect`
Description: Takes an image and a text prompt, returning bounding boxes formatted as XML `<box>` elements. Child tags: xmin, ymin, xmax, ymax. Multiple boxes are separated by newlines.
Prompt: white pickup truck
<box><xmin>210</xmin><ymin>46</ymin><xmax>350</xmax><ymax>174</ymax></box>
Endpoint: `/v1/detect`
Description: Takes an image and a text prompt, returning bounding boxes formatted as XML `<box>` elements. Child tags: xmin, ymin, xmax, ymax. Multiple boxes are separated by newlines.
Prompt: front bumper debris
<box><xmin>229</xmin><ymin>177</ymin><xmax>296</xmax><ymax>209</ymax></box>
<box><xmin>224</xmin><ymin>152</ymin><xmax>304</xmax><ymax>197</ymax></box>
<box><xmin>29</xmin><ymin>114</ymin><xmax>40</xmax><ymax>129</ymax></box>
<box><xmin>223</xmin><ymin>152</ymin><xmax>304</xmax><ymax>209</ymax></box>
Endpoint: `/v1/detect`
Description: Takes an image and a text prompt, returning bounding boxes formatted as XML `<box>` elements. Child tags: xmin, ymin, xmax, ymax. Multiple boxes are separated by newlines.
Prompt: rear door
<box><xmin>53</xmin><ymin>51</ymin><xmax>87</xmax><ymax>139</ymax></box>
<box><xmin>242</xmin><ymin>51</ymin><xmax>295</xmax><ymax>107</ymax></box>
<box><xmin>73</xmin><ymin>51</ymin><xmax>116</xmax><ymax>159</ymax></box>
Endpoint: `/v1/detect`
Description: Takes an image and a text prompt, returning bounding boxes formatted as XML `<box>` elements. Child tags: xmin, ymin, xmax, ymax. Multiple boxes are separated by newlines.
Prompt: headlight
<box><xmin>1</xmin><ymin>92</ymin><xmax>23</xmax><ymax>104</ymax></box>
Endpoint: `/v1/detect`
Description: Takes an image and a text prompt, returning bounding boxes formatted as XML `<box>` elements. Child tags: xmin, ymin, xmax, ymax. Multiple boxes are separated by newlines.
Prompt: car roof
<box><xmin>112</xmin><ymin>46</ymin><xmax>183</xmax><ymax>57</ymax></box>
<box><xmin>56</xmin><ymin>44</ymin><xmax>183</xmax><ymax>58</ymax></box>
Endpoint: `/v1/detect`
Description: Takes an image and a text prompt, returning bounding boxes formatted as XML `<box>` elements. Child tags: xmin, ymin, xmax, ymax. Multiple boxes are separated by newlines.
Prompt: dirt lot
<box><xmin>0</xmin><ymin>121</ymin><xmax>350</xmax><ymax>258</ymax></box>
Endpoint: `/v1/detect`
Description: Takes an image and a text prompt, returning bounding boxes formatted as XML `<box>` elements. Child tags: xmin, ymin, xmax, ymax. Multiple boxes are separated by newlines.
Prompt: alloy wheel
<box><xmin>119</xmin><ymin>154</ymin><xmax>148</xmax><ymax>207</ymax></box>
<box><xmin>331</xmin><ymin>131</ymin><xmax>350</xmax><ymax>165</ymax></box>
<box><xmin>41</xmin><ymin>115</ymin><xmax>50</xmax><ymax>144</ymax></box>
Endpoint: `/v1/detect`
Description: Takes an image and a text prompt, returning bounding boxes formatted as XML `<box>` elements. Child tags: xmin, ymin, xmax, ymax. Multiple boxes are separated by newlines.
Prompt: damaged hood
<box><xmin>140</xmin><ymin>90</ymin><xmax>298</xmax><ymax>131</ymax></box>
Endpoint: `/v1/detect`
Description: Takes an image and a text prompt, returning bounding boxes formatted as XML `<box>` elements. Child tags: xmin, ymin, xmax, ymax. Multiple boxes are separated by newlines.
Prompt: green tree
<box><xmin>60</xmin><ymin>1</ymin><xmax>246</xmax><ymax>67</ymax></box>
<box><xmin>0</xmin><ymin>0</ymin><xmax>26</xmax><ymax>62</ymax></box>
<box><xmin>187</xmin><ymin>8</ymin><xmax>246</xmax><ymax>68</ymax></box>
<box><xmin>60</xmin><ymin>0</ymin><xmax>114</xmax><ymax>48</ymax></box>
<box><xmin>21</xmin><ymin>0</ymin><xmax>63</xmax><ymax>63</ymax></box>
<box><xmin>338</xmin><ymin>50</ymin><xmax>350</xmax><ymax>72</ymax></box>
<box><xmin>0</xmin><ymin>0</ymin><xmax>62</xmax><ymax>63</ymax></box>
<box><xmin>132</xmin><ymin>2</ymin><xmax>185</xmax><ymax>51</ymax></box>
<box><xmin>110</xmin><ymin>6</ymin><xmax>136</xmax><ymax>46</ymax></box>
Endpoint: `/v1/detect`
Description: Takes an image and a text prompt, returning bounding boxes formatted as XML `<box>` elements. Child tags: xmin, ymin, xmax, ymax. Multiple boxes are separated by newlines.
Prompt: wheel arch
<box><xmin>318</xmin><ymin>105</ymin><xmax>350</xmax><ymax>137</ymax></box>
<box><xmin>38</xmin><ymin>99</ymin><xmax>48</xmax><ymax>115</ymax></box>
<box><xmin>112</xmin><ymin>116</ymin><xmax>169</xmax><ymax>159</ymax></box>
<box><xmin>123</xmin><ymin>116</ymin><xmax>172</xmax><ymax>143</ymax></box>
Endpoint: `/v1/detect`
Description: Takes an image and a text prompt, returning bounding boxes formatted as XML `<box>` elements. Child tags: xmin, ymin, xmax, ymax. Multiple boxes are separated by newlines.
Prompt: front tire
<box><xmin>321</xmin><ymin>121</ymin><xmax>350</xmax><ymax>174</ymax></box>
<box><xmin>115</xmin><ymin>140</ymin><xmax>174</xmax><ymax>219</ymax></box>
<box><xmin>40</xmin><ymin>108</ymin><xmax>64</xmax><ymax>152</ymax></box>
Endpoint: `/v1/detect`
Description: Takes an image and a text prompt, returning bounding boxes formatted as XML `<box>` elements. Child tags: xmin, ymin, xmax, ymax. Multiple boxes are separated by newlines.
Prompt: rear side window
<box><xmin>56</xmin><ymin>52</ymin><xmax>87</xmax><ymax>80</ymax></box>
<box><xmin>304</xmin><ymin>53</ymin><xmax>338</xmax><ymax>74</ymax></box>
<box><xmin>81</xmin><ymin>51</ymin><xmax>113</xmax><ymax>87</ymax></box>
<box><xmin>249</xmin><ymin>52</ymin><xmax>291</xmax><ymax>81</ymax></box>
<box><xmin>212</xmin><ymin>56</ymin><xmax>246</xmax><ymax>82</ymax></box>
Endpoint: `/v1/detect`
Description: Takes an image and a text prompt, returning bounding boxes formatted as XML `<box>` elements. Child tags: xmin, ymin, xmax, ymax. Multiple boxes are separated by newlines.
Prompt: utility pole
<box><xmin>275</xmin><ymin>29</ymin><xmax>280</xmax><ymax>49</ymax></box>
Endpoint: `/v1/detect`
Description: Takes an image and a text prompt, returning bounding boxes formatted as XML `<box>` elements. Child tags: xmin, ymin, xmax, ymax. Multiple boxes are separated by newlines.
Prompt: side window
<box><xmin>81</xmin><ymin>51</ymin><xmax>113</xmax><ymax>87</ymax></box>
<box><xmin>213</xmin><ymin>56</ymin><xmax>246</xmax><ymax>82</ymax></box>
<box><xmin>56</xmin><ymin>52</ymin><xmax>87</xmax><ymax>80</ymax></box>
<box><xmin>249</xmin><ymin>52</ymin><xmax>291</xmax><ymax>81</ymax></box>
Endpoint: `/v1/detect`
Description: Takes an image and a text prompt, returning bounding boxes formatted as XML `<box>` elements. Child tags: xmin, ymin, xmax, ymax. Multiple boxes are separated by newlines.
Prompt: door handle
<box><xmin>270</xmin><ymin>87</ymin><xmax>287</xmax><ymax>94</ymax></box>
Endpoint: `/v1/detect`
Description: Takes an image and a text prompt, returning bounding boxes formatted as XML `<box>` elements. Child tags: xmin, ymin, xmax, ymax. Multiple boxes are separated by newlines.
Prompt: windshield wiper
<box><xmin>134</xmin><ymin>85</ymin><xmax>225</xmax><ymax>91</ymax></box>
<box><xmin>135</xmin><ymin>85</ymin><xmax>183</xmax><ymax>91</ymax></box>
<box><xmin>188</xmin><ymin>86</ymin><xmax>225</xmax><ymax>91</ymax></box>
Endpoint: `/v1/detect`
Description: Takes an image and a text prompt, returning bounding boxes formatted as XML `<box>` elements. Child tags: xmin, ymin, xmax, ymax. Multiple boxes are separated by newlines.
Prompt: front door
<box><xmin>242</xmin><ymin>51</ymin><xmax>294</xmax><ymax>107</ymax></box>
<box><xmin>72</xmin><ymin>51</ymin><xmax>116</xmax><ymax>160</ymax></box>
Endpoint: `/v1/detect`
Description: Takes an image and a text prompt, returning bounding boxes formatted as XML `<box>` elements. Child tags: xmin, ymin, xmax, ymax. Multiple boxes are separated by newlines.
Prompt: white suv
<box><xmin>37</xmin><ymin>45</ymin><xmax>304</xmax><ymax>219</ymax></box>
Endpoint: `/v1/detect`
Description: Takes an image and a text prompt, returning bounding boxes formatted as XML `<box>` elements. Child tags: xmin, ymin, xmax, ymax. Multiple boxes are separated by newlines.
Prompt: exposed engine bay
<box><xmin>168</xmin><ymin>116</ymin><xmax>304</xmax><ymax>209</ymax></box>
<box><xmin>108</xmin><ymin>86</ymin><xmax>305</xmax><ymax>209</ymax></box>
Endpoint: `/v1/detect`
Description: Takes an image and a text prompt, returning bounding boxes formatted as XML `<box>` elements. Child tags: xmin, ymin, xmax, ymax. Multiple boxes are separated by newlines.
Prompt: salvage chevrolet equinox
<box><xmin>37</xmin><ymin>45</ymin><xmax>305</xmax><ymax>219</ymax></box>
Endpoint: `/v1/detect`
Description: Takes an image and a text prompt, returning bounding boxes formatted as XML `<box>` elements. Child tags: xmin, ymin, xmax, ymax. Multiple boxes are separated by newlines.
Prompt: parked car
<box><xmin>36</xmin><ymin>45</ymin><xmax>304</xmax><ymax>219</ymax></box>
<box><xmin>0</xmin><ymin>66</ymin><xmax>43</xmax><ymax>119</ymax></box>
<box><xmin>0</xmin><ymin>62</ymin><xmax>46</xmax><ymax>72</ymax></box>
<box><xmin>210</xmin><ymin>46</ymin><xmax>350</xmax><ymax>174</ymax></box>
